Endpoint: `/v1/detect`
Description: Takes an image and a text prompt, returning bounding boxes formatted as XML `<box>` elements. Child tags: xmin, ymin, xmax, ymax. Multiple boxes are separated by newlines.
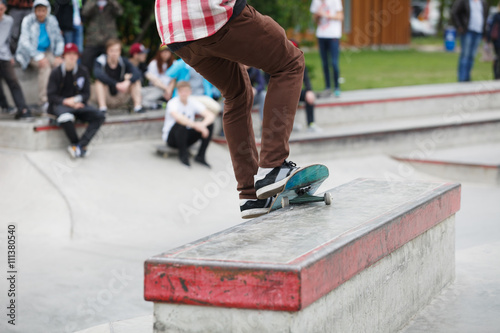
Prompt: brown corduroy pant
<box><xmin>175</xmin><ymin>5</ymin><xmax>305</xmax><ymax>199</ymax></box>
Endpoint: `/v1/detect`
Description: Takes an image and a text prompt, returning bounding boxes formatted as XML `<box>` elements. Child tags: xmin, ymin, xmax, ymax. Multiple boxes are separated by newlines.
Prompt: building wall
<box><xmin>347</xmin><ymin>0</ymin><xmax>410</xmax><ymax>46</ymax></box>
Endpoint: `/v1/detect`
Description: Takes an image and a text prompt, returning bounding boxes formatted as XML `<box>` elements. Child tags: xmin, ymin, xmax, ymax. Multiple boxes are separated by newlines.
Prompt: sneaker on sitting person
<box><xmin>240</xmin><ymin>196</ymin><xmax>275</xmax><ymax>219</ymax></box>
<box><xmin>254</xmin><ymin>160</ymin><xmax>300</xmax><ymax>199</ymax></box>
<box><xmin>14</xmin><ymin>108</ymin><xmax>32</xmax><ymax>120</ymax></box>
<box><xmin>80</xmin><ymin>146</ymin><xmax>90</xmax><ymax>158</ymax></box>
<box><xmin>194</xmin><ymin>155</ymin><xmax>211</xmax><ymax>168</ymax></box>
<box><xmin>67</xmin><ymin>145</ymin><xmax>81</xmax><ymax>158</ymax></box>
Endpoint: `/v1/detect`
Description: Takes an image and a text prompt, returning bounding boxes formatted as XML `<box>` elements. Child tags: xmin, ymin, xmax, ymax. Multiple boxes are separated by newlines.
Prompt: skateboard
<box><xmin>269</xmin><ymin>164</ymin><xmax>332</xmax><ymax>212</ymax></box>
<box><xmin>156</xmin><ymin>145</ymin><xmax>181</xmax><ymax>158</ymax></box>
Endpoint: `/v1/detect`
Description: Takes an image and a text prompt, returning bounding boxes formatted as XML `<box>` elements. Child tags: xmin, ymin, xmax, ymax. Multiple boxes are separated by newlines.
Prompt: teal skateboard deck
<box><xmin>269</xmin><ymin>164</ymin><xmax>331</xmax><ymax>212</ymax></box>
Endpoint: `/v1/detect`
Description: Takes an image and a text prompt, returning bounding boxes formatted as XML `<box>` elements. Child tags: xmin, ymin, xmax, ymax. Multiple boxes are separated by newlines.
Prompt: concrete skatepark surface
<box><xmin>0</xmin><ymin>138</ymin><xmax>499</xmax><ymax>333</ymax></box>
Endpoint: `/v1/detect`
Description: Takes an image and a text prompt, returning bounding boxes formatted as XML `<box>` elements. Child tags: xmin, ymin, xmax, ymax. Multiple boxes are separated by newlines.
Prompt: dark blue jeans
<box><xmin>318</xmin><ymin>38</ymin><xmax>340</xmax><ymax>89</ymax></box>
<box><xmin>458</xmin><ymin>31</ymin><xmax>483</xmax><ymax>82</ymax></box>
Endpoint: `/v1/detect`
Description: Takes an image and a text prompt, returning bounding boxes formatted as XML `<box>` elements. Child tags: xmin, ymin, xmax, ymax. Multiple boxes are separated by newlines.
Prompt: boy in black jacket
<box><xmin>47</xmin><ymin>43</ymin><xmax>105</xmax><ymax>158</ymax></box>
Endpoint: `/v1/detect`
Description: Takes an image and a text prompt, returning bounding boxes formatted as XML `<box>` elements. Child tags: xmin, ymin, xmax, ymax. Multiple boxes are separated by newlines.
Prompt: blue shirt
<box><xmin>166</xmin><ymin>59</ymin><xmax>214</xmax><ymax>98</ymax></box>
<box><xmin>37</xmin><ymin>22</ymin><xmax>51</xmax><ymax>52</ymax></box>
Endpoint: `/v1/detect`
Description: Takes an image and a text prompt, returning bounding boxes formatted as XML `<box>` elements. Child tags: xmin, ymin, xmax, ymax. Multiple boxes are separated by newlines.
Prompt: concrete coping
<box><xmin>317</xmin><ymin>80</ymin><xmax>500</xmax><ymax>107</ymax></box>
<box><xmin>144</xmin><ymin>178</ymin><xmax>461</xmax><ymax>312</ymax></box>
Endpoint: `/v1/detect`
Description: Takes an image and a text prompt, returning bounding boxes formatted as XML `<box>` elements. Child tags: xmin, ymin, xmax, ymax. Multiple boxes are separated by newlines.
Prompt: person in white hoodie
<box><xmin>15</xmin><ymin>0</ymin><xmax>64</xmax><ymax>108</ymax></box>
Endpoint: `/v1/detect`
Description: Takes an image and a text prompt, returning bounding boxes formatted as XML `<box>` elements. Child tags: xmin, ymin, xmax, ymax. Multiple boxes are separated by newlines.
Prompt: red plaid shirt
<box><xmin>155</xmin><ymin>0</ymin><xmax>236</xmax><ymax>45</ymax></box>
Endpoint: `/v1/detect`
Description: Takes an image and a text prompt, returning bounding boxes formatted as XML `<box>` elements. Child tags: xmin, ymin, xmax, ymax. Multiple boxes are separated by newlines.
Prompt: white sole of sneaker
<box><xmin>241</xmin><ymin>208</ymin><xmax>270</xmax><ymax>219</ymax></box>
<box><xmin>255</xmin><ymin>177</ymin><xmax>288</xmax><ymax>200</ymax></box>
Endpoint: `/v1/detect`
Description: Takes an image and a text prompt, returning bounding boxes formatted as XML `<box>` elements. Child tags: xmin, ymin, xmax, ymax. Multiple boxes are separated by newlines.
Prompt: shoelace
<box><xmin>283</xmin><ymin>160</ymin><xmax>297</xmax><ymax>169</ymax></box>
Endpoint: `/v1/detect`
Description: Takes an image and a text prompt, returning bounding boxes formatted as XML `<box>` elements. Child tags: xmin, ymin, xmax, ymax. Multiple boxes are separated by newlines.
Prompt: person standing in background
<box><xmin>310</xmin><ymin>0</ymin><xmax>344</xmax><ymax>97</ymax></box>
<box><xmin>487</xmin><ymin>2</ymin><xmax>500</xmax><ymax>79</ymax></box>
<box><xmin>53</xmin><ymin>0</ymin><xmax>85</xmax><ymax>53</ymax></box>
<box><xmin>80</xmin><ymin>0</ymin><xmax>122</xmax><ymax>75</ymax></box>
<box><xmin>0</xmin><ymin>0</ymin><xmax>31</xmax><ymax>119</ymax></box>
<box><xmin>6</xmin><ymin>0</ymin><xmax>33</xmax><ymax>54</ymax></box>
<box><xmin>452</xmin><ymin>0</ymin><xmax>489</xmax><ymax>82</ymax></box>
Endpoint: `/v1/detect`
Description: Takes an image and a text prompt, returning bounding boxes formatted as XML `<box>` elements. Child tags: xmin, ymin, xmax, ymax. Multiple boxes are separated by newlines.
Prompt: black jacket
<box><xmin>487</xmin><ymin>12</ymin><xmax>500</xmax><ymax>48</ymax></box>
<box><xmin>451</xmin><ymin>0</ymin><xmax>489</xmax><ymax>34</ymax></box>
<box><xmin>53</xmin><ymin>0</ymin><xmax>85</xmax><ymax>31</ymax></box>
<box><xmin>47</xmin><ymin>64</ymin><xmax>91</xmax><ymax>112</ymax></box>
<box><xmin>93</xmin><ymin>54</ymin><xmax>142</xmax><ymax>93</ymax></box>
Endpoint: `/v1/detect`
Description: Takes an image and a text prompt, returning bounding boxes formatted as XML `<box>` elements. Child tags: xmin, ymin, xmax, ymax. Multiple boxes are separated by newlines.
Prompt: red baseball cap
<box><xmin>63</xmin><ymin>43</ymin><xmax>79</xmax><ymax>56</ymax></box>
<box><xmin>129</xmin><ymin>43</ymin><xmax>149</xmax><ymax>56</ymax></box>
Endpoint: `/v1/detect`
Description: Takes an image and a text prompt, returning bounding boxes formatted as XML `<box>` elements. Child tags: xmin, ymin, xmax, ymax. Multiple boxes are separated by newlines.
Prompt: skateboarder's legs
<box><xmin>175</xmin><ymin>5</ymin><xmax>305</xmax><ymax>199</ymax></box>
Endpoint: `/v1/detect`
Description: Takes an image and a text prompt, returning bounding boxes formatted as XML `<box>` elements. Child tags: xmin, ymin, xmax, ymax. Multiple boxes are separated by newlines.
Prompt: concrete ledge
<box><xmin>145</xmin><ymin>179</ymin><xmax>461</xmax><ymax>332</ymax></box>
<box><xmin>0</xmin><ymin>111</ymin><xmax>165</xmax><ymax>150</ymax></box>
<box><xmin>393</xmin><ymin>143</ymin><xmax>500</xmax><ymax>185</ymax></box>
<box><xmin>153</xmin><ymin>216</ymin><xmax>455</xmax><ymax>333</ymax></box>
<box><xmin>214</xmin><ymin>111</ymin><xmax>500</xmax><ymax>157</ymax></box>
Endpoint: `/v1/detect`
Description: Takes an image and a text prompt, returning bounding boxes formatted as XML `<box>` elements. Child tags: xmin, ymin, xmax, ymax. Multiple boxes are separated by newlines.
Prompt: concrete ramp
<box><xmin>145</xmin><ymin>179</ymin><xmax>461</xmax><ymax>333</ymax></box>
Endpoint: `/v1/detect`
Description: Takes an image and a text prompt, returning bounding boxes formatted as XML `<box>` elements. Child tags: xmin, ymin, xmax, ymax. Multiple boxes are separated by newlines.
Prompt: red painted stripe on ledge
<box><xmin>144</xmin><ymin>265</ymin><xmax>301</xmax><ymax>311</ymax></box>
<box><xmin>393</xmin><ymin>157</ymin><xmax>500</xmax><ymax>169</ymax></box>
<box><xmin>33</xmin><ymin>117</ymin><xmax>165</xmax><ymax>132</ymax></box>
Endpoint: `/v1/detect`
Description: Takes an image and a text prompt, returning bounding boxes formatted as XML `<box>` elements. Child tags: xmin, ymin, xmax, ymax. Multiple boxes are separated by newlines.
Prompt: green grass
<box><xmin>304</xmin><ymin>48</ymin><xmax>494</xmax><ymax>91</ymax></box>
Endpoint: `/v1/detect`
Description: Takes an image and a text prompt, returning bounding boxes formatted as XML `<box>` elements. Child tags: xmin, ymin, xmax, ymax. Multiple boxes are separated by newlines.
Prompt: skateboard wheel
<box><xmin>281</xmin><ymin>196</ymin><xmax>290</xmax><ymax>208</ymax></box>
<box><xmin>324</xmin><ymin>193</ymin><xmax>332</xmax><ymax>205</ymax></box>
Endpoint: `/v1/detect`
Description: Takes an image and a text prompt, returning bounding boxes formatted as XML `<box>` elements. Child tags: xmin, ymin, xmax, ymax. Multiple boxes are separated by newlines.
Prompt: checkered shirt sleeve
<box><xmin>155</xmin><ymin>0</ymin><xmax>236</xmax><ymax>45</ymax></box>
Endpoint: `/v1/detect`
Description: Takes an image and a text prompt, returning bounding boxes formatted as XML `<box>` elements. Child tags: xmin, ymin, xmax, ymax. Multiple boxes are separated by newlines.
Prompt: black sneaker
<box><xmin>254</xmin><ymin>160</ymin><xmax>300</xmax><ymax>199</ymax></box>
<box><xmin>240</xmin><ymin>196</ymin><xmax>275</xmax><ymax>219</ymax></box>
<box><xmin>80</xmin><ymin>147</ymin><xmax>90</xmax><ymax>158</ymax></box>
<box><xmin>179</xmin><ymin>153</ymin><xmax>191</xmax><ymax>167</ymax></box>
<box><xmin>194</xmin><ymin>156</ymin><xmax>211</xmax><ymax>168</ymax></box>
<box><xmin>14</xmin><ymin>108</ymin><xmax>32</xmax><ymax>120</ymax></box>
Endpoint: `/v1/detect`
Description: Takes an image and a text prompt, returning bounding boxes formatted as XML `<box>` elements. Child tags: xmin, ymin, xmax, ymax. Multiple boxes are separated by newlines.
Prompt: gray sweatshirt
<box><xmin>0</xmin><ymin>14</ymin><xmax>13</xmax><ymax>61</ymax></box>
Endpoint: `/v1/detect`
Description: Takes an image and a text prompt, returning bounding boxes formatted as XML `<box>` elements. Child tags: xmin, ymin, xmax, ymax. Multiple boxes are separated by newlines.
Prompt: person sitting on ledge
<box><xmin>47</xmin><ymin>43</ymin><xmax>105</xmax><ymax>158</ymax></box>
<box><xmin>91</xmin><ymin>38</ymin><xmax>143</xmax><ymax>113</ymax></box>
<box><xmin>162</xmin><ymin>81</ymin><xmax>215</xmax><ymax>168</ymax></box>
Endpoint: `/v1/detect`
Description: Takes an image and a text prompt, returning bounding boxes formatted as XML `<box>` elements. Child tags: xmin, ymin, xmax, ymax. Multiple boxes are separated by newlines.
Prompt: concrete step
<box><xmin>213</xmin><ymin>110</ymin><xmax>500</xmax><ymax>158</ymax></box>
<box><xmin>144</xmin><ymin>178</ymin><xmax>460</xmax><ymax>333</ymax></box>
<box><xmin>289</xmin><ymin>110</ymin><xmax>500</xmax><ymax>157</ymax></box>
<box><xmin>0</xmin><ymin>110</ymin><xmax>166</xmax><ymax>150</ymax></box>
<box><xmin>250</xmin><ymin>81</ymin><xmax>500</xmax><ymax>135</ymax></box>
<box><xmin>393</xmin><ymin>143</ymin><xmax>500</xmax><ymax>185</ymax></box>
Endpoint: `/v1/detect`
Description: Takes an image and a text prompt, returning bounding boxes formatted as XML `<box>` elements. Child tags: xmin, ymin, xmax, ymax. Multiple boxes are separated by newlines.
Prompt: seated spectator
<box><xmin>290</xmin><ymin>40</ymin><xmax>321</xmax><ymax>132</ymax></box>
<box><xmin>81</xmin><ymin>0</ymin><xmax>122</xmax><ymax>75</ymax></box>
<box><xmin>142</xmin><ymin>45</ymin><xmax>174</xmax><ymax>109</ymax></box>
<box><xmin>245</xmin><ymin>65</ymin><xmax>267</xmax><ymax>123</ymax></box>
<box><xmin>15</xmin><ymin>0</ymin><xmax>64</xmax><ymax>108</ymax></box>
<box><xmin>162</xmin><ymin>81</ymin><xmax>215</xmax><ymax>168</ymax></box>
<box><xmin>91</xmin><ymin>39</ymin><xmax>143</xmax><ymax>113</ymax></box>
<box><xmin>6</xmin><ymin>0</ymin><xmax>33</xmax><ymax>54</ymax></box>
<box><xmin>47</xmin><ymin>43</ymin><xmax>105</xmax><ymax>158</ymax></box>
<box><xmin>54</xmin><ymin>0</ymin><xmax>84</xmax><ymax>52</ymax></box>
<box><xmin>0</xmin><ymin>0</ymin><xmax>31</xmax><ymax>119</ymax></box>
<box><xmin>128</xmin><ymin>42</ymin><xmax>149</xmax><ymax>78</ymax></box>
<box><xmin>166</xmin><ymin>58</ymin><xmax>222</xmax><ymax>115</ymax></box>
